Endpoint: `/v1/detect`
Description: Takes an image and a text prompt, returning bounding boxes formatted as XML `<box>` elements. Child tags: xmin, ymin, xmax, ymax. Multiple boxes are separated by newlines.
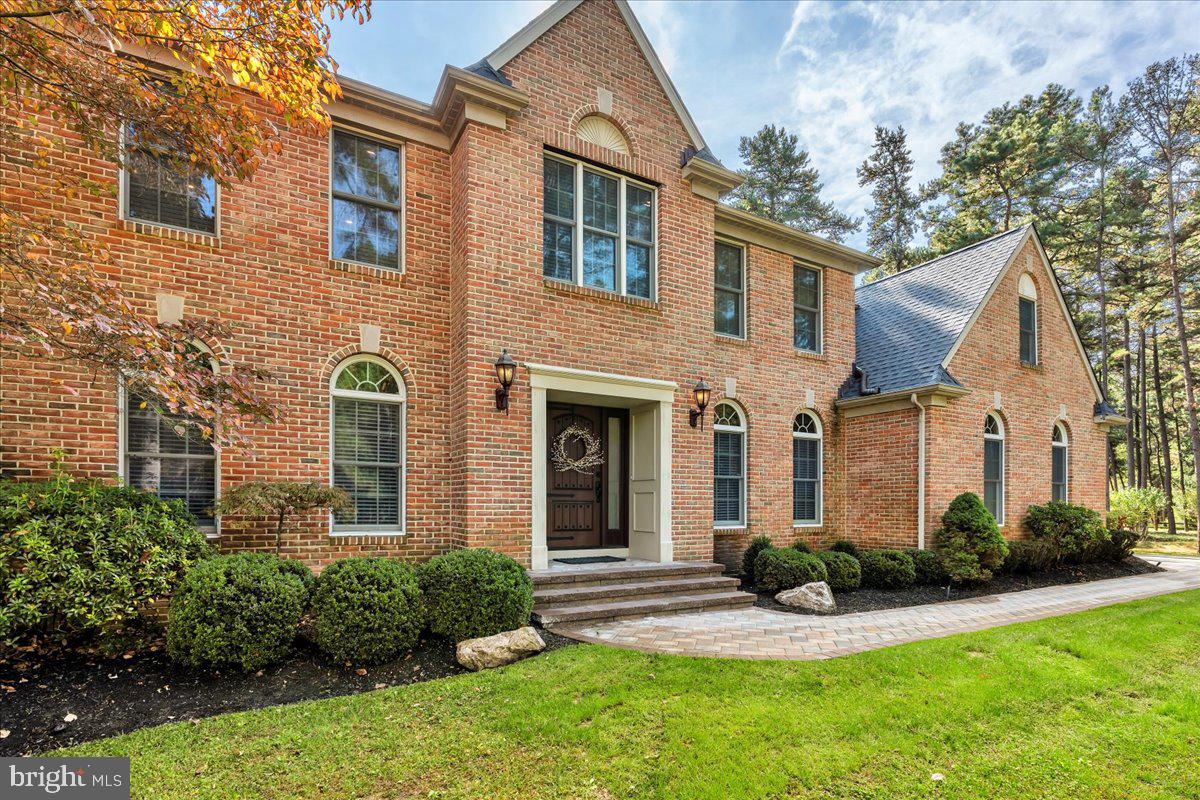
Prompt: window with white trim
<box><xmin>123</xmin><ymin>124</ymin><xmax>216</xmax><ymax>234</ymax></box>
<box><xmin>542</xmin><ymin>153</ymin><xmax>656</xmax><ymax>299</ymax></box>
<box><xmin>713</xmin><ymin>401</ymin><xmax>746</xmax><ymax>527</ymax></box>
<box><xmin>714</xmin><ymin>241</ymin><xmax>745</xmax><ymax>338</ymax></box>
<box><xmin>331</xmin><ymin>130</ymin><xmax>403</xmax><ymax>270</ymax></box>
<box><xmin>983</xmin><ymin>413</ymin><xmax>1005</xmax><ymax>524</ymax></box>
<box><xmin>793</xmin><ymin>263</ymin><xmax>821</xmax><ymax>352</ymax></box>
<box><xmin>792</xmin><ymin>412</ymin><xmax>822</xmax><ymax>525</ymax></box>
<box><xmin>331</xmin><ymin>356</ymin><xmax>405</xmax><ymax>533</ymax></box>
<box><xmin>1019</xmin><ymin>274</ymin><xmax>1037</xmax><ymax>366</ymax></box>
<box><xmin>1052</xmin><ymin>423</ymin><xmax>1069</xmax><ymax>502</ymax></box>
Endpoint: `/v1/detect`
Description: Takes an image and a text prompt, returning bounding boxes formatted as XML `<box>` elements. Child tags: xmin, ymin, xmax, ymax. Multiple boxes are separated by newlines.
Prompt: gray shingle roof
<box><xmin>846</xmin><ymin>226</ymin><xmax>1031</xmax><ymax>397</ymax></box>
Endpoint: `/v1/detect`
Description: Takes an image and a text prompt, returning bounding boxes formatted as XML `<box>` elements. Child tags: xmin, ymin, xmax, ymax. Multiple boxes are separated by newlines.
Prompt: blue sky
<box><xmin>328</xmin><ymin>0</ymin><xmax>1200</xmax><ymax>250</ymax></box>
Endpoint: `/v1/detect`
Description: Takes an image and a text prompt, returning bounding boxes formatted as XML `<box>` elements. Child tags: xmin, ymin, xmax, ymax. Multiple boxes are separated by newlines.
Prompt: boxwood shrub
<box><xmin>310</xmin><ymin>557</ymin><xmax>423</xmax><ymax>664</ymax></box>
<box><xmin>904</xmin><ymin>548</ymin><xmax>950</xmax><ymax>586</ymax></box>
<box><xmin>419</xmin><ymin>548</ymin><xmax>532</xmax><ymax>643</ymax></box>
<box><xmin>791</xmin><ymin>540</ymin><xmax>814</xmax><ymax>554</ymax></box>
<box><xmin>167</xmin><ymin>553</ymin><xmax>309</xmax><ymax>671</ymax></box>
<box><xmin>754</xmin><ymin>548</ymin><xmax>828</xmax><ymax>593</ymax></box>
<box><xmin>858</xmin><ymin>549</ymin><xmax>917</xmax><ymax>590</ymax></box>
<box><xmin>0</xmin><ymin>472</ymin><xmax>211</xmax><ymax>649</ymax></box>
<box><xmin>817</xmin><ymin>550</ymin><xmax>861</xmax><ymax>592</ymax></box>
<box><xmin>829</xmin><ymin>539</ymin><xmax>861</xmax><ymax>559</ymax></box>
<box><xmin>741</xmin><ymin>535</ymin><xmax>774</xmax><ymax>585</ymax></box>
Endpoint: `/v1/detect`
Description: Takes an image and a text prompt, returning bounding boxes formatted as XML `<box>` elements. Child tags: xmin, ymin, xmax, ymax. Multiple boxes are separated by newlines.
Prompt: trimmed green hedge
<box><xmin>741</xmin><ymin>535</ymin><xmax>774</xmax><ymax>584</ymax></box>
<box><xmin>905</xmin><ymin>548</ymin><xmax>949</xmax><ymax>586</ymax></box>
<box><xmin>817</xmin><ymin>550</ymin><xmax>861</xmax><ymax>592</ymax></box>
<box><xmin>754</xmin><ymin>548</ymin><xmax>828</xmax><ymax>593</ymax></box>
<box><xmin>311</xmin><ymin>557</ymin><xmax>423</xmax><ymax>664</ymax></box>
<box><xmin>858</xmin><ymin>549</ymin><xmax>916</xmax><ymax>590</ymax></box>
<box><xmin>829</xmin><ymin>539</ymin><xmax>861</xmax><ymax>559</ymax></box>
<box><xmin>419</xmin><ymin>548</ymin><xmax>532</xmax><ymax>643</ymax></box>
<box><xmin>167</xmin><ymin>553</ymin><xmax>309</xmax><ymax>671</ymax></box>
<box><xmin>0</xmin><ymin>473</ymin><xmax>211</xmax><ymax>649</ymax></box>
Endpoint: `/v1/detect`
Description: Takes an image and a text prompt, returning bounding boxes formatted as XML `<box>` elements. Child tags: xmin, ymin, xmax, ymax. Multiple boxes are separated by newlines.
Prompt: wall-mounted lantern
<box><xmin>494</xmin><ymin>349</ymin><xmax>516</xmax><ymax>413</ymax></box>
<box><xmin>689</xmin><ymin>378</ymin><xmax>712</xmax><ymax>429</ymax></box>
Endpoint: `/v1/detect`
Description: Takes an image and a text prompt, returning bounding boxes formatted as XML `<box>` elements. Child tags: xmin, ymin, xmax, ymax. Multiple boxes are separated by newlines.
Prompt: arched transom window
<box><xmin>792</xmin><ymin>411</ymin><xmax>822</xmax><ymax>526</ymax></box>
<box><xmin>713</xmin><ymin>401</ymin><xmax>746</xmax><ymax>527</ymax></box>
<box><xmin>331</xmin><ymin>355</ymin><xmax>406</xmax><ymax>534</ymax></box>
<box><xmin>1052</xmin><ymin>423</ymin><xmax>1069</xmax><ymax>502</ymax></box>
<box><xmin>983</xmin><ymin>412</ymin><xmax>1005</xmax><ymax>524</ymax></box>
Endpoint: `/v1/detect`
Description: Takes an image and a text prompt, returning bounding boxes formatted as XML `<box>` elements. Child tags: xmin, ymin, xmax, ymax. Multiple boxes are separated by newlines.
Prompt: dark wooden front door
<box><xmin>546</xmin><ymin>404</ymin><xmax>628</xmax><ymax>550</ymax></box>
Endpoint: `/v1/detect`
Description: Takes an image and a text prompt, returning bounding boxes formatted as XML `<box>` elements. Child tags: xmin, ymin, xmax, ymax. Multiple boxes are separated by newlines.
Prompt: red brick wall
<box><xmin>842</xmin><ymin>407</ymin><xmax>921</xmax><ymax>549</ymax></box>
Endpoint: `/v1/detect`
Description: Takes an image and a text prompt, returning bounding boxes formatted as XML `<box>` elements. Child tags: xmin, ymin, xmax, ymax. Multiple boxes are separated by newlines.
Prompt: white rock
<box><xmin>776</xmin><ymin>581</ymin><xmax>836</xmax><ymax>613</ymax></box>
<box><xmin>456</xmin><ymin>626</ymin><xmax>546</xmax><ymax>671</ymax></box>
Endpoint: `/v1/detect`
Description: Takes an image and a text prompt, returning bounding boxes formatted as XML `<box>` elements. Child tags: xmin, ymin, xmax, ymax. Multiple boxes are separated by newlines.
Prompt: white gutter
<box><xmin>910</xmin><ymin>393</ymin><xmax>927</xmax><ymax>550</ymax></box>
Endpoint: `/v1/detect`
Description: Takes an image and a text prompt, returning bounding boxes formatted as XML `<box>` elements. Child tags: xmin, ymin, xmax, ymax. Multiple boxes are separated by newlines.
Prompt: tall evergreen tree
<box><xmin>857</xmin><ymin>125</ymin><xmax>920</xmax><ymax>279</ymax></box>
<box><xmin>729</xmin><ymin>124</ymin><xmax>860</xmax><ymax>242</ymax></box>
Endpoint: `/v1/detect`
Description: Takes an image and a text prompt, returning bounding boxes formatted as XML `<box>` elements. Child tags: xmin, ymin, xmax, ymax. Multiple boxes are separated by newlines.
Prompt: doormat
<box><xmin>553</xmin><ymin>556</ymin><xmax>626</xmax><ymax>565</ymax></box>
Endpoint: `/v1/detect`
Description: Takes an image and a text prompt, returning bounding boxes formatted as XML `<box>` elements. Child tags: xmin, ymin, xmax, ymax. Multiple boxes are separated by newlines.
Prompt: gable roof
<box><xmin>847</xmin><ymin>226</ymin><xmax>1031</xmax><ymax>397</ymax></box>
<box><xmin>479</xmin><ymin>0</ymin><xmax>710</xmax><ymax>154</ymax></box>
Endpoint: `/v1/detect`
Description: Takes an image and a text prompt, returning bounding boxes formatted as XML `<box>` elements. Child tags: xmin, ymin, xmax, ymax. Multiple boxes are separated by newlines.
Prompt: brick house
<box><xmin>0</xmin><ymin>0</ymin><xmax>1123</xmax><ymax>580</ymax></box>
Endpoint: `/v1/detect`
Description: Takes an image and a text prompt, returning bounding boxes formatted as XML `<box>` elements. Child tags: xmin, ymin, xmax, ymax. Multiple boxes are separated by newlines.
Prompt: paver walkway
<box><xmin>558</xmin><ymin>555</ymin><xmax>1200</xmax><ymax>660</ymax></box>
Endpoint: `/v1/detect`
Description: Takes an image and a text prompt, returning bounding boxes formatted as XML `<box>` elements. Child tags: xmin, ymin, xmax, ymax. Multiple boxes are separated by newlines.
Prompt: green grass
<box><xmin>63</xmin><ymin>591</ymin><xmax>1200</xmax><ymax>799</ymax></box>
<box><xmin>1136</xmin><ymin>526</ymin><xmax>1199</xmax><ymax>556</ymax></box>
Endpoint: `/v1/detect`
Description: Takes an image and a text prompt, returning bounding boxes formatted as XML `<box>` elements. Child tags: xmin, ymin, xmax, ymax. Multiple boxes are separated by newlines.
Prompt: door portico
<box><xmin>528</xmin><ymin>363</ymin><xmax>676</xmax><ymax>570</ymax></box>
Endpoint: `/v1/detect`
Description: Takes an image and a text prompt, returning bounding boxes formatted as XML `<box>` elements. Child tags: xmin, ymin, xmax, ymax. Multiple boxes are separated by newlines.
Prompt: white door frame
<box><xmin>528</xmin><ymin>363</ymin><xmax>676</xmax><ymax>570</ymax></box>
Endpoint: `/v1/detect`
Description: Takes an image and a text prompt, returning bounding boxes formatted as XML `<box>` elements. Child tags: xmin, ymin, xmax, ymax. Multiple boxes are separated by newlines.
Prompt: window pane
<box><xmin>543</xmin><ymin>219</ymin><xmax>574</xmax><ymax>281</ymax></box>
<box><xmin>126</xmin><ymin>149</ymin><xmax>215</xmax><ymax>234</ymax></box>
<box><xmin>794</xmin><ymin>309</ymin><xmax>818</xmax><ymax>351</ymax></box>
<box><xmin>715</xmin><ymin>289</ymin><xmax>741</xmax><ymax>337</ymax></box>
<box><xmin>582</xmin><ymin>171</ymin><xmax>618</xmax><ymax>233</ymax></box>
<box><xmin>332</xmin><ymin>395</ymin><xmax>403</xmax><ymax>529</ymax></box>
<box><xmin>583</xmin><ymin>231</ymin><xmax>616</xmax><ymax>290</ymax></box>
<box><xmin>794</xmin><ymin>265</ymin><xmax>819</xmax><ymax>309</ymax></box>
<box><xmin>714</xmin><ymin>242</ymin><xmax>743</xmax><ymax>290</ymax></box>
<box><xmin>626</xmin><ymin>242</ymin><xmax>652</xmax><ymax>299</ymax></box>
<box><xmin>332</xmin><ymin>198</ymin><xmax>399</xmax><ymax>268</ymax></box>
<box><xmin>626</xmin><ymin>184</ymin><xmax>653</xmax><ymax>242</ymax></box>
<box><xmin>1020</xmin><ymin>298</ymin><xmax>1036</xmax><ymax>364</ymax></box>
<box><xmin>984</xmin><ymin>481</ymin><xmax>1000</xmax><ymax>519</ymax></box>
<box><xmin>332</xmin><ymin>131</ymin><xmax>400</xmax><ymax>205</ymax></box>
<box><xmin>714</xmin><ymin>430</ymin><xmax>744</xmax><ymax>525</ymax></box>
<box><xmin>984</xmin><ymin>439</ymin><xmax>1003</xmax><ymax>481</ymax></box>
<box><xmin>543</xmin><ymin>158</ymin><xmax>575</xmax><ymax>219</ymax></box>
<box><xmin>793</xmin><ymin>438</ymin><xmax>819</xmax><ymax>480</ymax></box>
<box><xmin>793</xmin><ymin>480</ymin><xmax>817</xmax><ymax>523</ymax></box>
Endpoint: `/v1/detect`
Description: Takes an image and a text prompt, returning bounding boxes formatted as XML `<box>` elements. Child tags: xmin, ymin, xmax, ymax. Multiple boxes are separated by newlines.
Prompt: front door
<box><xmin>546</xmin><ymin>403</ymin><xmax>628</xmax><ymax>549</ymax></box>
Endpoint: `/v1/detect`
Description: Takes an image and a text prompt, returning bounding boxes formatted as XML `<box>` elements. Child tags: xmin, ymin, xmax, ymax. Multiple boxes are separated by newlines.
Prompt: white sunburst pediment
<box><xmin>576</xmin><ymin>115</ymin><xmax>630</xmax><ymax>156</ymax></box>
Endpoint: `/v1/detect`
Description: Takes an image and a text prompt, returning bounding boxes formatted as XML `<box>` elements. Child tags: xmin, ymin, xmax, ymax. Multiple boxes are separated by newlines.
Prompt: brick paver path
<box><xmin>558</xmin><ymin>556</ymin><xmax>1200</xmax><ymax>660</ymax></box>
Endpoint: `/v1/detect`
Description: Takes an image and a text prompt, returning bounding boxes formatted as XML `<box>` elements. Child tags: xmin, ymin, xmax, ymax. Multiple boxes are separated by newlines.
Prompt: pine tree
<box><xmin>729</xmin><ymin>124</ymin><xmax>860</xmax><ymax>242</ymax></box>
<box><xmin>857</xmin><ymin>125</ymin><xmax>920</xmax><ymax>279</ymax></box>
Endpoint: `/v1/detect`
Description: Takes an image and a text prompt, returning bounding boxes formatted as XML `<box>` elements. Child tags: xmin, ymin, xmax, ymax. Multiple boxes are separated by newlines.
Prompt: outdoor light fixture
<box><xmin>494</xmin><ymin>349</ymin><xmax>516</xmax><ymax>413</ymax></box>
<box><xmin>689</xmin><ymin>378</ymin><xmax>712</xmax><ymax>429</ymax></box>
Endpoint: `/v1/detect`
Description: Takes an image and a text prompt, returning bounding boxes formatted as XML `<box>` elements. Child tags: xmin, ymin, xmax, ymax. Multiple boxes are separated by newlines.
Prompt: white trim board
<box><xmin>483</xmin><ymin>0</ymin><xmax>708</xmax><ymax>151</ymax></box>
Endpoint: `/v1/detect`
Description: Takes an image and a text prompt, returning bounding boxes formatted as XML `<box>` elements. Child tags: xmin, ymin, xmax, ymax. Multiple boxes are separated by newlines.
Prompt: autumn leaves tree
<box><xmin>1</xmin><ymin>0</ymin><xmax>369</xmax><ymax>448</ymax></box>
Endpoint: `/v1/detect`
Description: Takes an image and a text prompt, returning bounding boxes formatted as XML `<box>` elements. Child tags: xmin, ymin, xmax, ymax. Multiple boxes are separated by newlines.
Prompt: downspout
<box><xmin>910</xmin><ymin>393</ymin><xmax>926</xmax><ymax>550</ymax></box>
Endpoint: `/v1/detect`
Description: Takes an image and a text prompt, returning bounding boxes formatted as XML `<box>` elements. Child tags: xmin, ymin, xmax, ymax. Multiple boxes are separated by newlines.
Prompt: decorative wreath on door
<box><xmin>550</xmin><ymin>424</ymin><xmax>605</xmax><ymax>474</ymax></box>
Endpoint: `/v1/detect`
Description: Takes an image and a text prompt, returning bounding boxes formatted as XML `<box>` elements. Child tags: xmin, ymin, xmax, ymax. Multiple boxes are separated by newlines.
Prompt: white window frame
<box><xmin>714</xmin><ymin>238</ymin><xmax>747</xmax><ymax>340</ymax></box>
<box><xmin>713</xmin><ymin>400</ymin><xmax>747</xmax><ymax>529</ymax></box>
<box><xmin>983</xmin><ymin>412</ymin><xmax>1005</xmax><ymax>525</ymax></box>
<box><xmin>117</xmin><ymin>124</ymin><xmax>221</xmax><ymax>237</ymax></box>
<box><xmin>793</xmin><ymin>261</ymin><xmax>823</xmax><ymax>354</ymax></box>
<box><xmin>792</xmin><ymin>411</ymin><xmax>823</xmax><ymax>527</ymax></box>
<box><xmin>116</xmin><ymin>345</ymin><xmax>220</xmax><ymax>538</ymax></box>
<box><xmin>328</xmin><ymin>126</ymin><xmax>406</xmax><ymax>272</ymax></box>
<box><xmin>329</xmin><ymin>354</ymin><xmax>407</xmax><ymax>536</ymax></box>
<box><xmin>1052</xmin><ymin>422</ymin><xmax>1069</xmax><ymax>503</ymax></box>
<box><xmin>1018</xmin><ymin>276</ymin><xmax>1038</xmax><ymax>366</ymax></box>
<box><xmin>542</xmin><ymin>152</ymin><xmax>658</xmax><ymax>300</ymax></box>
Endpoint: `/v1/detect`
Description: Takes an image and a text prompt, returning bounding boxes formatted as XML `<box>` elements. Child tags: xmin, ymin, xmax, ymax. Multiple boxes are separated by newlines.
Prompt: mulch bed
<box><xmin>0</xmin><ymin>630</ymin><xmax>577</xmax><ymax>757</ymax></box>
<box><xmin>754</xmin><ymin>556</ymin><xmax>1166</xmax><ymax>616</ymax></box>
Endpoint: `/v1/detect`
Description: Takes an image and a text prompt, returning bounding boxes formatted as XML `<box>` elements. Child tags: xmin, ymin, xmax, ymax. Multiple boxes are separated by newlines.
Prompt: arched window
<box><xmin>122</xmin><ymin>347</ymin><xmax>218</xmax><ymax>533</ymax></box>
<box><xmin>792</xmin><ymin>411</ymin><xmax>822</xmax><ymax>525</ymax></box>
<box><xmin>331</xmin><ymin>355</ymin><xmax>406</xmax><ymax>534</ymax></box>
<box><xmin>1052</xmin><ymin>423</ymin><xmax>1069</xmax><ymax>502</ymax></box>
<box><xmin>983</xmin><ymin>412</ymin><xmax>1005</xmax><ymax>524</ymax></box>
<box><xmin>1018</xmin><ymin>274</ymin><xmax>1037</xmax><ymax>366</ymax></box>
<box><xmin>713</xmin><ymin>401</ymin><xmax>746</xmax><ymax>527</ymax></box>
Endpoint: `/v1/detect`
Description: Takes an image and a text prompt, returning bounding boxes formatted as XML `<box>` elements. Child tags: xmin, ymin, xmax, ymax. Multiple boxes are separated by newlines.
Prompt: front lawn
<box><xmin>63</xmin><ymin>591</ymin><xmax>1200</xmax><ymax>799</ymax></box>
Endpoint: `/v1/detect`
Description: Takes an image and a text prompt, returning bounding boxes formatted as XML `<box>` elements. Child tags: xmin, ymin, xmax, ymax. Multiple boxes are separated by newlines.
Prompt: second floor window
<box><xmin>793</xmin><ymin>263</ymin><xmax>821</xmax><ymax>352</ymax></box>
<box><xmin>332</xmin><ymin>130</ymin><xmax>402</xmax><ymax>270</ymax></box>
<box><xmin>542</xmin><ymin>154</ymin><xmax>656</xmax><ymax>300</ymax></box>
<box><xmin>714</xmin><ymin>241</ymin><xmax>745</xmax><ymax>338</ymax></box>
<box><xmin>123</xmin><ymin>125</ymin><xmax>216</xmax><ymax>234</ymax></box>
<box><xmin>1018</xmin><ymin>273</ymin><xmax>1038</xmax><ymax>365</ymax></box>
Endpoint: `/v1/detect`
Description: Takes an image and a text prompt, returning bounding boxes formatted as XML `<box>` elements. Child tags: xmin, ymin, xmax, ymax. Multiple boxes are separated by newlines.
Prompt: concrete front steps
<box><xmin>530</xmin><ymin>561</ymin><xmax>756</xmax><ymax>627</ymax></box>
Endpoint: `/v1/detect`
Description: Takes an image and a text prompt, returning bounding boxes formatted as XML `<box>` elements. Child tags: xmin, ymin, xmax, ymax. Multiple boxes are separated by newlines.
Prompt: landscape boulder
<box><xmin>455</xmin><ymin>626</ymin><xmax>546</xmax><ymax>671</ymax></box>
<box><xmin>776</xmin><ymin>581</ymin><xmax>836</xmax><ymax>614</ymax></box>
